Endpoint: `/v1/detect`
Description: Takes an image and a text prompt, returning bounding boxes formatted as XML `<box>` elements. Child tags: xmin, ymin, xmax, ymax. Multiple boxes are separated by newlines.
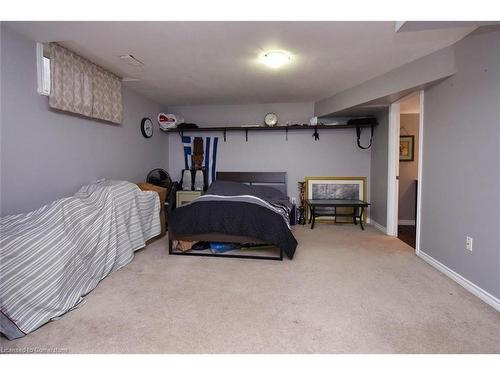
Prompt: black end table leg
<box><xmin>359</xmin><ymin>207</ymin><xmax>365</xmax><ymax>230</ymax></box>
<box><xmin>353</xmin><ymin>207</ymin><xmax>358</xmax><ymax>225</ymax></box>
<box><xmin>311</xmin><ymin>206</ymin><xmax>316</xmax><ymax>229</ymax></box>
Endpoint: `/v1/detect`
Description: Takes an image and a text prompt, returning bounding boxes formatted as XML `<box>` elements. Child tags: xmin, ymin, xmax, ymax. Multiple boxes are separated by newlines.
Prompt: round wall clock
<box><xmin>141</xmin><ymin>117</ymin><xmax>154</xmax><ymax>138</ymax></box>
<box><xmin>264</xmin><ymin>112</ymin><xmax>278</xmax><ymax>127</ymax></box>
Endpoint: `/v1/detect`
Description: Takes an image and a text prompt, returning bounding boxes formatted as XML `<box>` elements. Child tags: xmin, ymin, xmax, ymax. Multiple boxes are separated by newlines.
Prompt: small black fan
<box><xmin>146</xmin><ymin>168</ymin><xmax>172</xmax><ymax>189</ymax></box>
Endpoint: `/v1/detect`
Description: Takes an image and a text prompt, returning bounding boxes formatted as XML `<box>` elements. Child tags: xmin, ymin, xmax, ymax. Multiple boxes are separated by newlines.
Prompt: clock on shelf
<box><xmin>141</xmin><ymin>117</ymin><xmax>154</xmax><ymax>138</ymax></box>
<box><xmin>264</xmin><ymin>112</ymin><xmax>278</xmax><ymax>127</ymax></box>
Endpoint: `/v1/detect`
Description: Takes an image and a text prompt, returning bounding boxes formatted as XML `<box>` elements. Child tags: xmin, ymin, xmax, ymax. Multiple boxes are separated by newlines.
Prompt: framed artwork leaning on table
<box><xmin>304</xmin><ymin>176</ymin><xmax>367</xmax><ymax>223</ymax></box>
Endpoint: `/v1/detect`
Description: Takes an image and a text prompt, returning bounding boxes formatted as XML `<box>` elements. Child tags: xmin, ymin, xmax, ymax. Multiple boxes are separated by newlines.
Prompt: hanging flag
<box><xmin>182</xmin><ymin>136</ymin><xmax>219</xmax><ymax>186</ymax></box>
<box><xmin>204</xmin><ymin>136</ymin><xmax>219</xmax><ymax>185</ymax></box>
<box><xmin>182</xmin><ymin>136</ymin><xmax>192</xmax><ymax>170</ymax></box>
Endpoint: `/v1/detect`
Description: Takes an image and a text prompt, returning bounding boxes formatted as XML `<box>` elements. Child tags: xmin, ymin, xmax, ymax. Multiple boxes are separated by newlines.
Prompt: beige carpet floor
<box><xmin>1</xmin><ymin>225</ymin><xmax>499</xmax><ymax>353</ymax></box>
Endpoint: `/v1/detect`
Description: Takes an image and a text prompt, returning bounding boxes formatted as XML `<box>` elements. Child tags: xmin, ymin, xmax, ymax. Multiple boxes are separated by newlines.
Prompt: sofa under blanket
<box><xmin>0</xmin><ymin>180</ymin><xmax>160</xmax><ymax>340</ymax></box>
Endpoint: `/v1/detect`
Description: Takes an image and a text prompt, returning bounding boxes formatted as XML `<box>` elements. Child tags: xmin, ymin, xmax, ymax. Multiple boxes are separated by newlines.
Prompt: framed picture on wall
<box><xmin>400</xmin><ymin>135</ymin><xmax>415</xmax><ymax>161</ymax></box>
<box><xmin>304</xmin><ymin>176</ymin><xmax>367</xmax><ymax>223</ymax></box>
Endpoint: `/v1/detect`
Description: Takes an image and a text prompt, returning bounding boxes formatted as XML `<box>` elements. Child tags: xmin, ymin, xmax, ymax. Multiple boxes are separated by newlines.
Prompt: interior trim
<box><xmin>370</xmin><ymin>220</ymin><xmax>387</xmax><ymax>234</ymax></box>
<box><xmin>398</xmin><ymin>220</ymin><xmax>416</xmax><ymax>225</ymax></box>
<box><xmin>418</xmin><ymin>250</ymin><xmax>500</xmax><ymax>312</ymax></box>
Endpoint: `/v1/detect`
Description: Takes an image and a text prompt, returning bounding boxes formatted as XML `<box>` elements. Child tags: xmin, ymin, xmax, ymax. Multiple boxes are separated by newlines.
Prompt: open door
<box><xmin>387</xmin><ymin>90</ymin><xmax>425</xmax><ymax>254</ymax></box>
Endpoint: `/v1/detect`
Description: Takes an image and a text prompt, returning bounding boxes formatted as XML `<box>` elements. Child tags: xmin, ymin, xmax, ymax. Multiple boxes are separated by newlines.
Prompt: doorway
<box><xmin>397</xmin><ymin>94</ymin><xmax>420</xmax><ymax>248</ymax></box>
<box><xmin>386</xmin><ymin>90</ymin><xmax>424</xmax><ymax>253</ymax></box>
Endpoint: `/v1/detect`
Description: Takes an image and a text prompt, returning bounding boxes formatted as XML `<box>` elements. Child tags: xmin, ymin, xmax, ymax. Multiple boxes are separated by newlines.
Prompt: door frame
<box><xmin>386</xmin><ymin>102</ymin><xmax>400</xmax><ymax>237</ymax></box>
<box><xmin>386</xmin><ymin>90</ymin><xmax>424</xmax><ymax>254</ymax></box>
<box><xmin>415</xmin><ymin>90</ymin><xmax>424</xmax><ymax>255</ymax></box>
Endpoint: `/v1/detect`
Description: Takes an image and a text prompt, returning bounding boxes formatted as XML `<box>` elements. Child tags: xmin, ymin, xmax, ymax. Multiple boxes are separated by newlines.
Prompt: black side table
<box><xmin>306</xmin><ymin>199</ymin><xmax>370</xmax><ymax>230</ymax></box>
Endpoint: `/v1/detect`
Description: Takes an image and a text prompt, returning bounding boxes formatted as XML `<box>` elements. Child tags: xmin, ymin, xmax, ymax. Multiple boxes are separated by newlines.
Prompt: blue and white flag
<box><xmin>182</xmin><ymin>136</ymin><xmax>219</xmax><ymax>186</ymax></box>
<box><xmin>204</xmin><ymin>136</ymin><xmax>219</xmax><ymax>185</ymax></box>
<box><xmin>182</xmin><ymin>136</ymin><xmax>193</xmax><ymax>170</ymax></box>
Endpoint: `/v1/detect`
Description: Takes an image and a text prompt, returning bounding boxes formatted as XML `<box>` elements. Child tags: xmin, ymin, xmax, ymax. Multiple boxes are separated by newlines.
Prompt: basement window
<box><xmin>36</xmin><ymin>43</ymin><xmax>51</xmax><ymax>96</ymax></box>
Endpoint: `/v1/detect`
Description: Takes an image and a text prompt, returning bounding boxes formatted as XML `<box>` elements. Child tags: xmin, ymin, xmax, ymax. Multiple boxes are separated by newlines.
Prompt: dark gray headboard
<box><xmin>216</xmin><ymin>172</ymin><xmax>287</xmax><ymax>195</ymax></box>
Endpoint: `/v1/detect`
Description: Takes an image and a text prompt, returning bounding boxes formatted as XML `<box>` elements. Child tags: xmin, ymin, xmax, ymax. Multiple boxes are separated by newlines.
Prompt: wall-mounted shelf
<box><xmin>162</xmin><ymin>123</ymin><xmax>376</xmax><ymax>142</ymax></box>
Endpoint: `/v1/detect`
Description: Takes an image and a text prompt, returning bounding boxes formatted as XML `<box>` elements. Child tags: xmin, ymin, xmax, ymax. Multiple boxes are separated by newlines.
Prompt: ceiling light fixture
<box><xmin>261</xmin><ymin>50</ymin><xmax>291</xmax><ymax>68</ymax></box>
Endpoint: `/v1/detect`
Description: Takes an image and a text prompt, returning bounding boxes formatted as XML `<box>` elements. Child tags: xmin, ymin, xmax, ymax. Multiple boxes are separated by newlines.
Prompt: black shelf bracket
<box><xmin>245</xmin><ymin>129</ymin><xmax>248</xmax><ymax>142</ymax></box>
<box><xmin>312</xmin><ymin>126</ymin><xmax>320</xmax><ymax>141</ymax></box>
<box><xmin>223</xmin><ymin>128</ymin><xmax>227</xmax><ymax>142</ymax></box>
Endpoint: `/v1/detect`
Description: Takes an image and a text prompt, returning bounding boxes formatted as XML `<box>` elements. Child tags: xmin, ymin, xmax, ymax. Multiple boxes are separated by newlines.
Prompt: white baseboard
<box><xmin>418</xmin><ymin>250</ymin><xmax>500</xmax><ymax>312</ymax></box>
<box><xmin>398</xmin><ymin>219</ymin><xmax>415</xmax><ymax>225</ymax></box>
<box><xmin>370</xmin><ymin>220</ymin><xmax>387</xmax><ymax>234</ymax></box>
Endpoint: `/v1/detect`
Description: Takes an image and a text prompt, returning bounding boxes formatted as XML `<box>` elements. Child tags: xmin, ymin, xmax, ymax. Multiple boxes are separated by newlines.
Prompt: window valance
<box><xmin>49</xmin><ymin>43</ymin><xmax>123</xmax><ymax>124</ymax></box>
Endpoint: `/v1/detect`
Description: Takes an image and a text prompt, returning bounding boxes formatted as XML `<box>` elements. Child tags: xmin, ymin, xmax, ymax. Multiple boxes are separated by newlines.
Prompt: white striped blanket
<box><xmin>0</xmin><ymin>180</ymin><xmax>160</xmax><ymax>339</ymax></box>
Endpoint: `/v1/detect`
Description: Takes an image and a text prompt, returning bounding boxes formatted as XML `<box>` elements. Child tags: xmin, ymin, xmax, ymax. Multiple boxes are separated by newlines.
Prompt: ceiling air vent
<box><xmin>119</xmin><ymin>55</ymin><xmax>144</xmax><ymax>67</ymax></box>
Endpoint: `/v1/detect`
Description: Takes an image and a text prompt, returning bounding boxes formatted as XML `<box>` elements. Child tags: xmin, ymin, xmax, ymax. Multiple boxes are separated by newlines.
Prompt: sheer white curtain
<box><xmin>49</xmin><ymin>43</ymin><xmax>123</xmax><ymax>124</ymax></box>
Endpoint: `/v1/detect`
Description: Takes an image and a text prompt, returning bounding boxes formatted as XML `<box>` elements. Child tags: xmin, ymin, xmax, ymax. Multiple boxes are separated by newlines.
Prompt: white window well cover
<box><xmin>36</xmin><ymin>43</ymin><xmax>50</xmax><ymax>96</ymax></box>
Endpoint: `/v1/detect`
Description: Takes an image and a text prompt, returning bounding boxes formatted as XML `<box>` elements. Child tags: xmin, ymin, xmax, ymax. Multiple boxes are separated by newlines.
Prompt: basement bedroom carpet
<box><xmin>1</xmin><ymin>225</ymin><xmax>499</xmax><ymax>354</ymax></box>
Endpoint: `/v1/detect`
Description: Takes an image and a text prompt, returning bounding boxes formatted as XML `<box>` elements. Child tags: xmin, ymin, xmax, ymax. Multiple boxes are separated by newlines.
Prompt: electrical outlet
<box><xmin>466</xmin><ymin>236</ymin><xmax>473</xmax><ymax>252</ymax></box>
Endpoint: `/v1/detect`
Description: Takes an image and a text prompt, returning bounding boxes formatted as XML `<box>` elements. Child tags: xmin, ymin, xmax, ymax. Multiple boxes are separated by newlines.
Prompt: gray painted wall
<box><xmin>0</xmin><ymin>25</ymin><xmax>169</xmax><ymax>215</ymax></box>
<box><xmin>167</xmin><ymin>103</ymin><xmax>373</xmax><ymax>205</ymax></box>
<box><xmin>421</xmin><ymin>27</ymin><xmax>500</xmax><ymax>299</ymax></box>
<box><xmin>369</xmin><ymin>109</ymin><xmax>389</xmax><ymax>228</ymax></box>
<box><xmin>399</xmin><ymin>113</ymin><xmax>419</xmax><ymax>222</ymax></box>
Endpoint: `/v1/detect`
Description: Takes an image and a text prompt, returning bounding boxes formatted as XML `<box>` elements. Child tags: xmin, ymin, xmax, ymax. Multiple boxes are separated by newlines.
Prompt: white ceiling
<box><xmin>6</xmin><ymin>21</ymin><xmax>475</xmax><ymax>106</ymax></box>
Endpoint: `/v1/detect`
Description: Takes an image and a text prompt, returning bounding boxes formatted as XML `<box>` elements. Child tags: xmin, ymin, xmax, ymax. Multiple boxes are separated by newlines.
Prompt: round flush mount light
<box><xmin>261</xmin><ymin>50</ymin><xmax>292</xmax><ymax>68</ymax></box>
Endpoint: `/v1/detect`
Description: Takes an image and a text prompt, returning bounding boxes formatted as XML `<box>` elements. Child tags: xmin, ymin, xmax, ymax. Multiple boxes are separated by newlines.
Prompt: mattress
<box><xmin>0</xmin><ymin>180</ymin><xmax>161</xmax><ymax>339</ymax></box>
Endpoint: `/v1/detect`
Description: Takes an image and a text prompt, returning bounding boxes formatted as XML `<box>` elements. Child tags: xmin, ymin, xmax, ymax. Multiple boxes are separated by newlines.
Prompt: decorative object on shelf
<box><xmin>309</xmin><ymin>116</ymin><xmax>318</xmax><ymax>126</ymax></box>
<box><xmin>304</xmin><ymin>176</ymin><xmax>367</xmax><ymax>223</ymax></box>
<box><xmin>140</xmin><ymin>117</ymin><xmax>154</xmax><ymax>138</ymax></box>
<box><xmin>158</xmin><ymin>113</ymin><xmax>184</xmax><ymax>130</ymax></box>
<box><xmin>182</xmin><ymin>136</ymin><xmax>219</xmax><ymax>186</ymax></box>
<box><xmin>264</xmin><ymin>112</ymin><xmax>278</xmax><ymax>127</ymax></box>
<box><xmin>400</xmin><ymin>135</ymin><xmax>415</xmax><ymax>161</ymax></box>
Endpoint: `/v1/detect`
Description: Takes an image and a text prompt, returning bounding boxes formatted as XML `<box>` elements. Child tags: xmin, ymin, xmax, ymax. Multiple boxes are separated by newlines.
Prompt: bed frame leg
<box><xmin>168</xmin><ymin>239</ymin><xmax>173</xmax><ymax>254</ymax></box>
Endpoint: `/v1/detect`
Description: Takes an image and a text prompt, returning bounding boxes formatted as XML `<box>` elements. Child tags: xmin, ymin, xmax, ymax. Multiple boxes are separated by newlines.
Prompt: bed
<box><xmin>0</xmin><ymin>180</ymin><xmax>161</xmax><ymax>340</ymax></box>
<box><xmin>167</xmin><ymin>172</ymin><xmax>298</xmax><ymax>261</ymax></box>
